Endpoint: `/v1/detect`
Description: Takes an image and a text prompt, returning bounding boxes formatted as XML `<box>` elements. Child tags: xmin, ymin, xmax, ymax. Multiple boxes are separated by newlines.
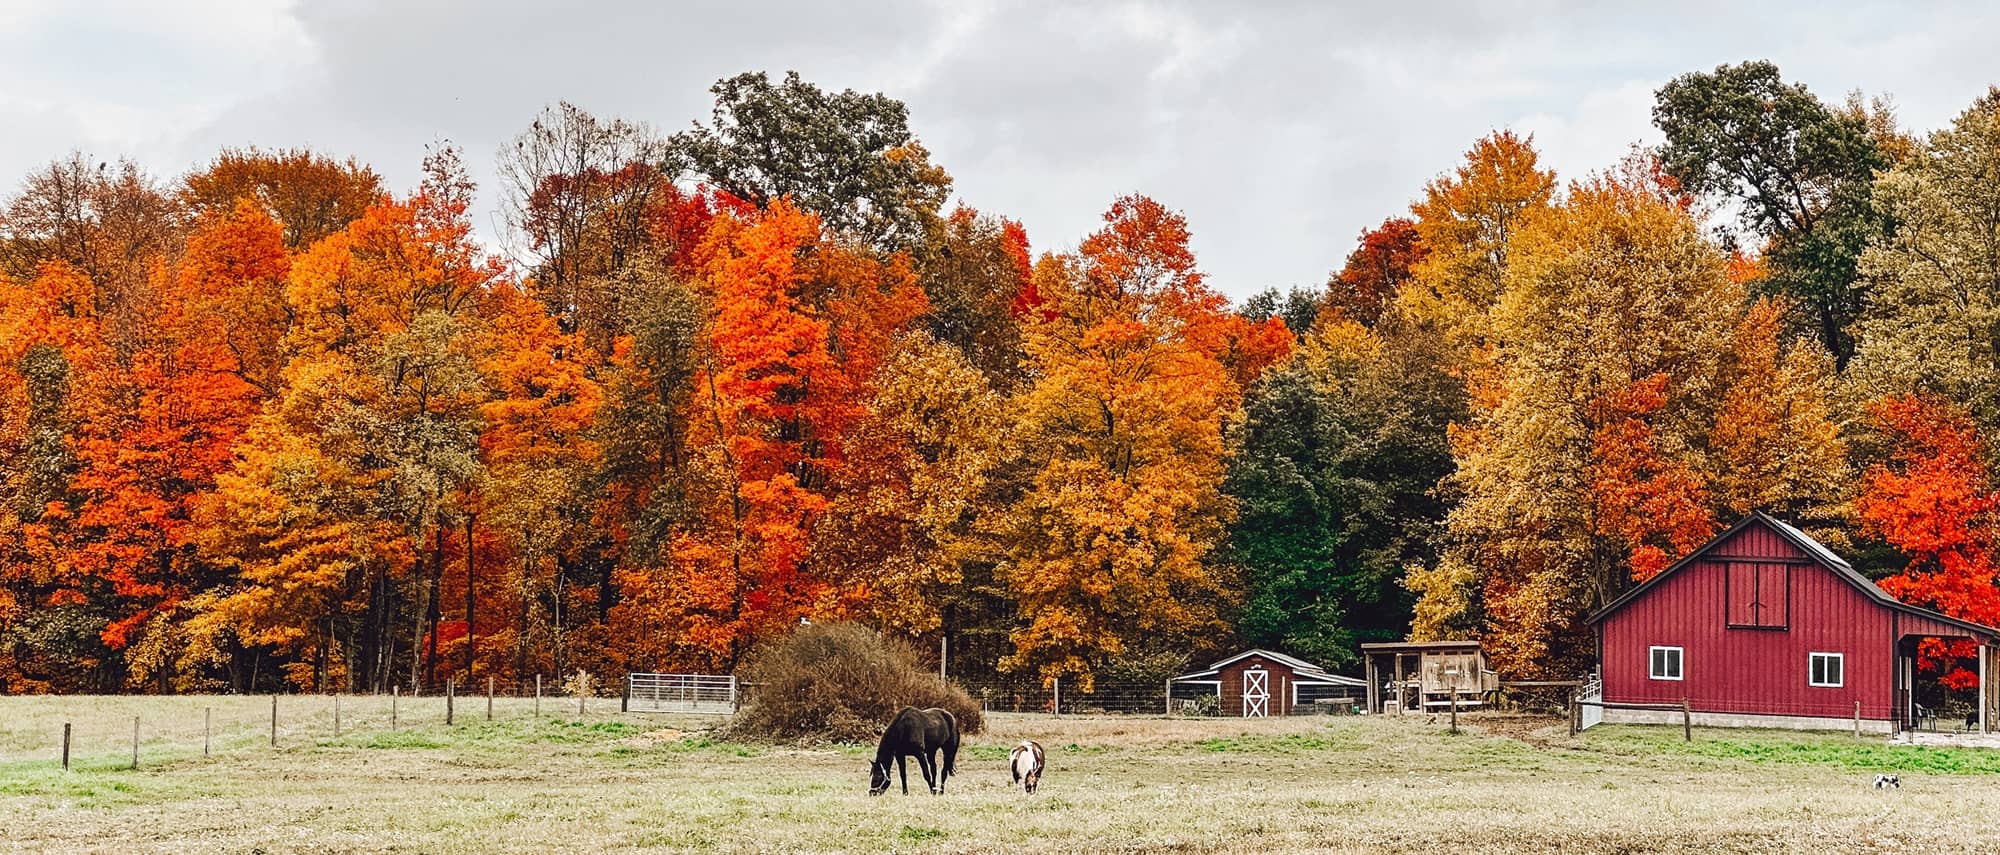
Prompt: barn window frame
<box><xmin>1808</xmin><ymin>652</ymin><xmax>1844</xmax><ymax>688</ymax></box>
<box><xmin>1649</xmin><ymin>646</ymin><xmax>1683</xmax><ymax>681</ymax></box>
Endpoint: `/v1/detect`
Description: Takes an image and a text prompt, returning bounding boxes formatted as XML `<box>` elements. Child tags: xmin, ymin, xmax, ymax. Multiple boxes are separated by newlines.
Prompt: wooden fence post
<box><xmin>1053</xmin><ymin>677</ymin><xmax>1061</xmax><ymax>717</ymax></box>
<box><xmin>487</xmin><ymin>676</ymin><xmax>494</xmax><ymax>722</ymax></box>
<box><xmin>534</xmin><ymin>674</ymin><xmax>541</xmax><ymax>718</ymax></box>
<box><xmin>446</xmin><ymin>679</ymin><xmax>455</xmax><ymax>726</ymax></box>
<box><xmin>578</xmin><ymin>676</ymin><xmax>587</xmax><ymax>717</ymax></box>
<box><xmin>1855</xmin><ymin>700</ymin><xmax>1862</xmax><ymax>738</ymax></box>
<box><xmin>1681</xmin><ymin>697</ymin><xmax>1692</xmax><ymax>742</ymax></box>
<box><xmin>62</xmin><ymin>723</ymin><xmax>71</xmax><ymax>772</ymax></box>
<box><xmin>132</xmin><ymin>715</ymin><xmax>141</xmax><ymax>769</ymax></box>
<box><xmin>334</xmin><ymin>692</ymin><xmax>342</xmax><ymax>737</ymax></box>
<box><xmin>391</xmin><ymin>685</ymin><xmax>399</xmax><ymax>730</ymax></box>
<box><xmin>1449</xmin><ymin>690</ymin><xmax>1458</xmax><ymax>734</ymax></box>
<box><xmin>270</xmin><ymin>695</ymin><xmax>278</xmax><ymax>748</ymax></box>
<box><xmin>1164</xmin><ymin>677</ymin><xmax>1172</xmax><ymax>717</ymax></box>
<box><xmin>621</xmin><ymin>675</ymin><xmax>629</xmax><ymax>713</ymax></box>
<box><xmin>203</xmin><ymin>707</ymin><xmax>212</xmax><ymax>757</ymax></box>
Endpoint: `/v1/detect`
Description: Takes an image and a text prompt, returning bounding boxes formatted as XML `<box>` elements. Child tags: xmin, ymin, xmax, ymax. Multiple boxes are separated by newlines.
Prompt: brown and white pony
<box><xmin>1009</xmin><ymin>740</ymin><xmax>1044</xmax><ymax>794</ymax></box>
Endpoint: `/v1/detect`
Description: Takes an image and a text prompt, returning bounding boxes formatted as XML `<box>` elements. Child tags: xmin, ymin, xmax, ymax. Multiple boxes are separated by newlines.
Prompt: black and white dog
<box><xmin>1873</xmin><ymin>774</ymin><xmax>1900</xmax><ymax>789</ymax></box>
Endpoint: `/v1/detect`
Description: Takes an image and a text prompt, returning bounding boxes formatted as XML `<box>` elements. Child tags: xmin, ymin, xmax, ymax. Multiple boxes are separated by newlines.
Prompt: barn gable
<box><xmin>1589</xmin><ymin>512</ymin><xmax>1998</xmax><ymax>640</ymax></box>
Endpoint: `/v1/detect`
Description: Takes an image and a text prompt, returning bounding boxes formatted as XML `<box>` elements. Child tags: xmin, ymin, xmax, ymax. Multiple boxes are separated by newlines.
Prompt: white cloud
<box><xmin>1</xmin><ymin>0</ymin><xmax>1994</xmax><ymax>300</ymax></box>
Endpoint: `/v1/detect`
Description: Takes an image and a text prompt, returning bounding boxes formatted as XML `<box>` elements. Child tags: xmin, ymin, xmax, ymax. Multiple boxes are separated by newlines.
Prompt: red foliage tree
<box><xmin>1859</xmin><ymin>396</ymin><xmax>2000</xmax><ymax>689</ymax></box>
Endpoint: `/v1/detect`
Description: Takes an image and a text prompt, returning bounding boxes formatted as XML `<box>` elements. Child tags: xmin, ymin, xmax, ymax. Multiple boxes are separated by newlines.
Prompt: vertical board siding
<box><xmin>1603</xmin><ymin>522</ymin><xmax>1895</xmax><ymax>720</ymax></box>
<box><xmin>1217</xmin><ymin>655</ymin><xmax>1297</xmax><ymax>717</ymax></box>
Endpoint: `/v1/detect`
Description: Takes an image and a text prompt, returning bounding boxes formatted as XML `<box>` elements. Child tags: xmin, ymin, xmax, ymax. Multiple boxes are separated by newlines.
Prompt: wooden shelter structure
<box><xmin>1360</xmin><ymin>640</ymin><xmax>1497</xmax><ymax>714</ymax></box>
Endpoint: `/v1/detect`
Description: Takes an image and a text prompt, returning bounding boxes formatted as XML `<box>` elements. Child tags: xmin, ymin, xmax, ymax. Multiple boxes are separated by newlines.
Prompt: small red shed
<box><xmin>1589</xmin><ymin>512</ymin><xmax>2000</xmax><ymax>734</ymax></box>
<box><xmin>1170</xmin><ymin>649</ymin><xmax>1364</xmax><ymax>717</ymax></box>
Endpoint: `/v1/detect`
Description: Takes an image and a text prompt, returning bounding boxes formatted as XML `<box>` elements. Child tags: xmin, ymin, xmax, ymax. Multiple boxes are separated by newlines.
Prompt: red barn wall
<box><xmin>1601</xmin><ymin>523</ymin><xmax>1895</xmax><ymax>721</ymax></box>
<box><xmin>1217</xmin><ymin>654</ymin><xmax>1295</xmax><ymax>717</ymax></box>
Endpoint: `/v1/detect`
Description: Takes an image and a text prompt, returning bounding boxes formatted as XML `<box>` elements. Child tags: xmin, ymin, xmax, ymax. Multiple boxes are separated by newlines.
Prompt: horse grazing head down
<box><xmin>868</xmin><ymin>759</ymin><xmax>893</xmax><ymax>796</ymax></box>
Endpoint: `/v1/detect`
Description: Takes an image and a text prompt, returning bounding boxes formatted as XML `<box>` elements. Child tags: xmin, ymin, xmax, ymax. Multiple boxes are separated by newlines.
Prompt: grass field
<box><xmin>4</xmin><ymin>696</ymin><xmax>2000</xmax><ymax>853</ymax></box>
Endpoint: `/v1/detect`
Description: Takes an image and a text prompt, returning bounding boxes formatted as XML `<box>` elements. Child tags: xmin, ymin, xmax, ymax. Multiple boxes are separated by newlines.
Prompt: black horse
<box><xmin>868</xmin><ymin>706</ymin><xmax>959</xmax><ymax>795</ymax></box>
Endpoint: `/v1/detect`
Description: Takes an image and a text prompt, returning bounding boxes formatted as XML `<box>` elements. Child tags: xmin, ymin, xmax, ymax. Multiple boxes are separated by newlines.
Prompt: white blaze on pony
<box><xmin>1009</xmin><ymin>740</ymin><xmax>1045</xmax><ymax>794</ymax></box>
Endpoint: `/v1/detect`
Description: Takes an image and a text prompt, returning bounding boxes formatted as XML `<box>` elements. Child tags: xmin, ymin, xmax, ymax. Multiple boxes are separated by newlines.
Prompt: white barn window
<box><xmin>1649</xmin><ymin>646</ymin><xmax>1683</xmax><ymax>681</ymax></box>
<box><xmin>1809</xmin><ymin>652</ymin><xmax>1843</xmax><ymax>687</ymax></box>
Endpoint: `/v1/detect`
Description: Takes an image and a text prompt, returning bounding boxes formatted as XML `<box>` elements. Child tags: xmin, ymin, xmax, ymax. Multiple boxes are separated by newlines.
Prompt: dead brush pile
<box><xmin>728</xmin><ymin>622</ymin><xmax>983</xmax><ymax>743</ymax></box>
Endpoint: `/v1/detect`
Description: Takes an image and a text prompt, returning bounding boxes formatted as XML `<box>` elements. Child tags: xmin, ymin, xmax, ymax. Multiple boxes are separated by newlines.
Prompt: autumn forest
<box><xmin>4</xmin><ymin>62</ymin><xmax>1999</xmax><ymax>696</ymax></box>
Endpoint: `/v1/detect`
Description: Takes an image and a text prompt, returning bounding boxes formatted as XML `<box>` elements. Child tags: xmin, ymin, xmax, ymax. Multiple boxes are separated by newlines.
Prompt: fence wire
<box><xmin>0</xmin><ymin>675</ymin><xmax>688</xmax><ymax>772</ymax></box>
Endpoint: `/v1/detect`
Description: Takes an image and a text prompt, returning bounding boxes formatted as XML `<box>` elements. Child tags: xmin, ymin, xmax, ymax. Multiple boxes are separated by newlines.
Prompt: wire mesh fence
<box><xmin>0</xmin><ymin>674</ymin><xmax>708</xmax><ymax>773</ymax></box>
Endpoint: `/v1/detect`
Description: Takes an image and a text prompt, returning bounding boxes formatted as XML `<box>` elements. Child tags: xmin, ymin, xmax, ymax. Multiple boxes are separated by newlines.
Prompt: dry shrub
<box><xmin>729</xmin><ymin>622</ymin><xmax>983</xmax><ymax>743</ymax></box>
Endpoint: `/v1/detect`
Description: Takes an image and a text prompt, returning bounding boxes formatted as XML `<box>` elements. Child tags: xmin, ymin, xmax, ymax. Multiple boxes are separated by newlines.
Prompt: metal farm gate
<box><xmin>1579</xmin><ymin>671</ymin><xmax>1603</xmax><ymax>730</ymax></box>
<box><xmin>627</xmin><ymin>673</ymin><xmax>737</xmax><ymax>714</ymax></box>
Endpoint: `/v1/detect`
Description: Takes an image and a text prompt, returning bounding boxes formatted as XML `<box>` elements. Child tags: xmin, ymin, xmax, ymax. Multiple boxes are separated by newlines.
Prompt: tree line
<box><xmin>3</xmin><ymin>63</ymin><xmax>1999</xmax><ymax>694</ymax></box>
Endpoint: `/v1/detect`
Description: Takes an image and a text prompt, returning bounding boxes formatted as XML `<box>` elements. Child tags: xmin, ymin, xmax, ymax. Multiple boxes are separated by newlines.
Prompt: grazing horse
<box><xmin>869</xmin><ymin>707</ymin><xmax>959</xmax><ymax>796</ymax></box>
<box><xmin>1009</xmin><ymin>740</ymin><xmax>1045</xmax><ymax>794</ymax></box>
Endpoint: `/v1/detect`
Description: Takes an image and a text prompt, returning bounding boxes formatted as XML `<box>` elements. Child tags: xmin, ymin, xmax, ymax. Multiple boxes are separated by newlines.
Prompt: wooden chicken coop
<box><xmin>1360</xmin><ymin>640</ymin><xmax>1498</xmax><ymax>714</ymax></box>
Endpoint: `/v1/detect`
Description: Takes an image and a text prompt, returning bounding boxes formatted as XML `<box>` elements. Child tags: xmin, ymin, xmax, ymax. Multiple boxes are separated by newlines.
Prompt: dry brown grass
<box><xmin>3</xmin><ymin>700</ymin><xmax>2000</xmax><ymax>853</ymax></box>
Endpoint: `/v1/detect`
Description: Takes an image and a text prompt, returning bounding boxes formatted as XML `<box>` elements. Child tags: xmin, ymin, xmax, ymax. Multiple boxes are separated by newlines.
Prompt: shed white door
<box><xmin>1243</xmin><ymin>668</ymin><xmax>1269</xmax><ymax>717</ymax></box>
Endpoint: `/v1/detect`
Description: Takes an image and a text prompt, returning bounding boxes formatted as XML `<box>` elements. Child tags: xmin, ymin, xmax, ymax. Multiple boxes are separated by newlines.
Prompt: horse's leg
<box><xmin>898</xmin><ymin>755</ymin><xmax>909</xmax><ymax>795</ymax></box>
<box><xmin>916</xmin><ymin>750</ymin><xmax>937</xmax><ymax>794</ymax></box>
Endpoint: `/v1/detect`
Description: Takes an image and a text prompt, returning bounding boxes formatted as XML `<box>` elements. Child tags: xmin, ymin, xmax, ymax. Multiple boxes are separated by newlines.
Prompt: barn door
<box><xmin>1243</xmin><ymin>668</ymin><xmax>1269</xmax><ymax>718</ymax></box>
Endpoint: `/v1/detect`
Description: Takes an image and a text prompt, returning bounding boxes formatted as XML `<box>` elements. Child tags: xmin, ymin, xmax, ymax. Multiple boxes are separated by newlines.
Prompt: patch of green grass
<box><xmin>1585</xmin><ymin>726</ymin><xmax>2000</xmax><ymax>774</ymax></box>
<box><xmin>962</xmin><ymin>743</ymin><xmax>1011</xmax><ymax>761</ymax></box>
<box><xmin>1194</xmin><ymin>732</ymin><xmax>1347</xmax><ymax>754</ymax></box>
<box><xmin>898</xmin><ymin>825</ymin><xmax>945</xmax><ymax>842</ymax></box>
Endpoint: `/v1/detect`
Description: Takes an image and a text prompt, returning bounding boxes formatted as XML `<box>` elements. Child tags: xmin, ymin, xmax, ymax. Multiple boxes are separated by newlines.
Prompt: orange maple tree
<box><xmin>1859</xmin><ymin>396</ymin><xmax>2000</xmax><ymax>689</ymax></box>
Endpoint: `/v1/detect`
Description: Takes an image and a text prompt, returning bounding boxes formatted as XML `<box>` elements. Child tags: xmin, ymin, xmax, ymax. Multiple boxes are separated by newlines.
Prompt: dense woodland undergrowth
<box><xmin>5</xmin><ymin>62</ymin><xmax>2000</xmax><ymax>697</ymax></box>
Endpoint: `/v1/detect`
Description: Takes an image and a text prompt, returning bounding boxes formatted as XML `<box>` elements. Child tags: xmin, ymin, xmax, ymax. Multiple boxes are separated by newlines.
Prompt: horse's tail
<box><xmin>941</xmin><ymin>710</ymin><xmax>959</xmax><ymax>777</ymax></box>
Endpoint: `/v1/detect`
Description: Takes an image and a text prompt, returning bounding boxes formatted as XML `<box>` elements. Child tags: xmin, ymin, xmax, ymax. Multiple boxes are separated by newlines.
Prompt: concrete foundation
<box><xmin>1600</xmin><ymin>706</ymin><xmax>1896</xmax><ymax>735</ymax></box>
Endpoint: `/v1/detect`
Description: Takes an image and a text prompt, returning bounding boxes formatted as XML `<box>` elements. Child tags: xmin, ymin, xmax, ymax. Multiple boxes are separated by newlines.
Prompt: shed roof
<box><xmin>1358</xmin><ymin>640</ymin><xmax>1482</xmax><ymax>652</ymax></box>
<box><xmin>1588</xmin><ymin>511</ymin><xmax>2000</xmax><ymax>641</ymax></box>
<box><xmin>1170</xmin><ymin>648</ymin><xmax>1364</xmax><ymax>685</ymax></box>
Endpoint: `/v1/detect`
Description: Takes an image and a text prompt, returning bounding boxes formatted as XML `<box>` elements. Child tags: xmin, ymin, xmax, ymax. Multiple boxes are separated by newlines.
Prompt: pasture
<box><xmin>3</xmin><ymin>696</ymin><xmax>2000</xmax><ymax>853</ymax></box>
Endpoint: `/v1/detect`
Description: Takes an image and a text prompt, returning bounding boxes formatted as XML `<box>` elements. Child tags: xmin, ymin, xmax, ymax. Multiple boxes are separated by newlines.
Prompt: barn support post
<box><xmin>1393</xmin><ymin>655</ymin><xmax>1405</xmax><ymax>715</ymax></box>
<box><xmin>1980</xmin><ymin>643</ymin><xmax>1990</xmax><ymax>735</ymax></box>
<box><xmin>1364</xmin><ymin>654</ymin><xmax>1378</xmax><ymax>715</ymax></box>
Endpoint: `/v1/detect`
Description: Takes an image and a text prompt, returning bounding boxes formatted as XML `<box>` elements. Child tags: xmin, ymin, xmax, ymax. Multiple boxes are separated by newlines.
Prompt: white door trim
<box><xmin>1243</xmin><ymin>668</ymin><xmax>1269</xmax><ymax>718</ymax></box>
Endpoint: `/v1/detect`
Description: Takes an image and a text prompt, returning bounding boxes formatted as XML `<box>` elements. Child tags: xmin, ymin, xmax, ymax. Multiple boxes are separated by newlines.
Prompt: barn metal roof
<box><xmin>1588</xmin><ymin>511</ymin><xmax>2000</xmax><ymax>641</ymax></box>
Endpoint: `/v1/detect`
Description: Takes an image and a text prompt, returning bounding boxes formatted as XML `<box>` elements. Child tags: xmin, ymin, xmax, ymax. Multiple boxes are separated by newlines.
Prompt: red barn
<box><xmin>1589</xmin><ymin>512</ymin><xmax>2000</xmax><ymax>734</ymax></box>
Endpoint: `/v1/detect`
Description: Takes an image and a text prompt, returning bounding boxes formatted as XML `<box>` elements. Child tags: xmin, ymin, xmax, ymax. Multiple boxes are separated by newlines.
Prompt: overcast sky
<box><xmin>3</xmin><ymin>0</ymin><xmax>1996</xmax><ymax>301</ymax></box>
